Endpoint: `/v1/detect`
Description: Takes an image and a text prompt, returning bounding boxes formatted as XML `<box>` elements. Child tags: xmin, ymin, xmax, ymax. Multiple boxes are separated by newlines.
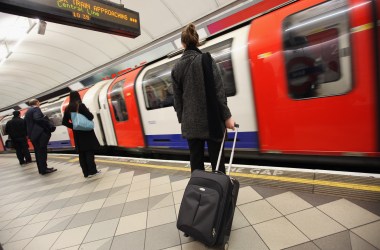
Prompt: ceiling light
<box><xmin>0</xmin><ymin>14</ymin><xmax>38</xmax><ymax>66</ymax></box>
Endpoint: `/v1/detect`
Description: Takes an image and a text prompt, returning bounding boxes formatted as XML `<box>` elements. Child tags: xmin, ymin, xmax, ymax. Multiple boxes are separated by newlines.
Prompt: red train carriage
<box><xmin>249</xmin><ymin>0</ymin><xmax>379</xmax><ymax>156</ymax></box>
<box><xmin>107</xmin><ymin>68</ymin><xmax>145</xmax><ymax>149</ymax></box>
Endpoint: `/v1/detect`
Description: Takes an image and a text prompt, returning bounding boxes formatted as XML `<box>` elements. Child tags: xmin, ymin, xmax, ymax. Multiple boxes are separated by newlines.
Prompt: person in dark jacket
<box><xmin>24</xmin><ymin>99</ymin><xmax>57</xmax><ymax>175</ymax></box>
<box><xmin>5</xmin><ymin>110</ymin><xmax>32</xmax><ymax>165</ymax></box>
<box><xmin>171</xmin><ymin>23</ymin><xmax>235</xmax><ymax>173</ymax></box>
<box><xmin>62</xmin><ymin>91</ymin><xmax>101</xmax><ymax>178</ymax></box>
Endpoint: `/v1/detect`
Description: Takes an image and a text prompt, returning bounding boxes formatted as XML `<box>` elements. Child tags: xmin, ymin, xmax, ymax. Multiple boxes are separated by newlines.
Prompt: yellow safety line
<box><xmin>94</xmin><ymin>159</ymin><xmax>380</xmax><ymax>192</ymax></box>
<box><xmin>49</xmin><ymin>156</ymin><xmax>72</xmax><ymax>160</ymax></box>
<box><xmin>96</xmin><ymin>159</ymin><xmax>191</xmax><ymax>172</ymax></box>
<box><xmin>231</xmin><ymin>172</ymin><xmax>380</xmax><ymax>192</ymax></box>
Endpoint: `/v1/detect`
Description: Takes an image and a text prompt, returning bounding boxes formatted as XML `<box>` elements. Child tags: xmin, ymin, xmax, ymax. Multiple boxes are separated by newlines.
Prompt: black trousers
<box><xmin>13</xmin><ymin>138</ymin><xmax>32</xmax><ymax>164</ymax></box>
<box><xmin>31</xmin><ymin>132</ymin><xmax>51</xmax><ymax>174</ymax></box>
<box><xmin>78</xmin><ymin>151</ymin><xmax>97</xmax><ymax>177</ymax></box>
<box><xmin>187</xmin><ymin>139</ymin><xmax>226</xmax><ymax>173</ymax></box>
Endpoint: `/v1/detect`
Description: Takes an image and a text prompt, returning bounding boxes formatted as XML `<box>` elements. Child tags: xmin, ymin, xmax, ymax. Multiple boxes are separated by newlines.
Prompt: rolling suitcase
<box><xmin>177</xmin><ymin>124</ymin><xmax>240</xmax><ymax>248</ymax></box>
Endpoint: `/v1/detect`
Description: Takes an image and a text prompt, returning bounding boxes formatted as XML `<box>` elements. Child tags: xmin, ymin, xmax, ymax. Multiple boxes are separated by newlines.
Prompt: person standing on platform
<box><xmin>62</xmin><ymin>91</ymin><xmax>101</xmax><ymax>178</ymax></box>
<box><xmin>5</xmin><ymin>110</ymin><xmax>32</xmax><ymax>165</ymax></box>
<box><xmin>171</xmin><ymin>23</ymin><xmax>235</xmax><ymax>174</ymax></box>
<box><xmin>24</xmin><ymin>99</ymin><xmax>57</xmax><ymax>175</ymax></box>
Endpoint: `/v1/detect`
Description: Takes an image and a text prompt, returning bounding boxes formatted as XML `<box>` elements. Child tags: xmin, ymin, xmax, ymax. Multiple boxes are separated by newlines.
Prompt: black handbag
<box><xmin>43</xmin><ymin>116</ymin><xmax>56</xmax><ymax>132</ymax></box>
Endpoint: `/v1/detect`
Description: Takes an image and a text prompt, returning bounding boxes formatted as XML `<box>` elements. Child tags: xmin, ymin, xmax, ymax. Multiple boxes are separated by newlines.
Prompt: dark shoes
<box><xmin>40</xmin><ymin>168</ymin><xmax>57</xmax><ymax>175</ymax></box>
<box><xmin>20</xmin><ymin>161</ymin><xmax>33</xmax><ymax>166</ymax></box>
<box><xmin>87</xmin><ymin>170</ymin><xmax>101</xmax><ymax>178</ymax></box>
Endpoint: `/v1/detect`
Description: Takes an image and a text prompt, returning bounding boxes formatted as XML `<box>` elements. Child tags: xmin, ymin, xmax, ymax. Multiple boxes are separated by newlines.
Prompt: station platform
<box><xmin>0</xmin><ymin>154</ymin><xmax>379</xmax><ymax>250</ymax></box>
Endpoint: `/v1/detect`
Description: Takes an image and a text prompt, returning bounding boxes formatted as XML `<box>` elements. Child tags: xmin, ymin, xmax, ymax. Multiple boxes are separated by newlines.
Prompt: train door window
<box><xmin>142</xmin><ymin>39</ymin><xmax>236</xmax><ymax>110</ymax></box>
<box><xmin>142</xmin><ymin>60</ymin><xmax>177</xmax><ymax>110</ymax></box>
<box><xmin>41</xmin><ymin>101</ymin><xmax>63</xmax><ymax>126</ymax></box>
<box><xmin>203</xmin><ymin>39</ymin><xmax>236</xmax><ymax>96</ymax></box>
<box><xmin>282</xmin><ymin>0</ymin><xmax>352</xmax><ymax>99</ymax></box>
<box><xmin>110</xmin><ymin>79</ymin><xmax>128</xmax><ymax>121</ymax></box>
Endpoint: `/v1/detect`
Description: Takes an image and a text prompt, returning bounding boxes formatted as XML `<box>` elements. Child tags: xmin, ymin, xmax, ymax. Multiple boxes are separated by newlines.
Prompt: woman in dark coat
<box><xmin>62</xmin><ymin>91</ymin><xmax>100</xmax><ymax>178</ymax></box>
<box><xmin>171</xmin><ymin>23</ymin><xmax>235</xmax><ymax>173</ymax></box>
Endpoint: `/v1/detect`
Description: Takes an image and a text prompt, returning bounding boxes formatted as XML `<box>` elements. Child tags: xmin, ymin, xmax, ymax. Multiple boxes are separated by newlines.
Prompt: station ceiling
<box><xmin>0</xmin><ymin>0</ymin><xmax>244</xmax><ymax>112</ymax></box>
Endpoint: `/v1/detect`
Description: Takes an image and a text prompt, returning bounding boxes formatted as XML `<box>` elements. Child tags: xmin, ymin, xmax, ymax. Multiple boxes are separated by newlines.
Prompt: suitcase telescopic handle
<box><xmin>216</xmin><ymin>123</ymin><xmax>239</xmax><ymax>175</ymax></box>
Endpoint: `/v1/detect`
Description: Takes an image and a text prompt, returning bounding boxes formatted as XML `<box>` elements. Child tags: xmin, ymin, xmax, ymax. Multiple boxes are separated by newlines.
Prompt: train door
<box><xmin>107</xmin><ymin>69</ymin><xmax>145</xmax><ymax>149</ymax></box>
<box><xmin>249</xmin><ymin>0</ymin><xmax>378</xmax><ymax>156</ymax></box>
<box><xmin>82</xmin><ymin>79</ymin><xmax>113</xmax><ymax>146</ymax></box>
<box><xmin>99</xmin><ymin>80</ymin><xmax>117</xmax><ymax>146</ymax></box>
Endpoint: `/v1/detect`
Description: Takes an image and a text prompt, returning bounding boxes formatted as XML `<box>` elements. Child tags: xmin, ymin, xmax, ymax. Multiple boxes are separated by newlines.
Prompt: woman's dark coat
<box><xmin>171</xmin><ymin>49</ymin><xmax>231</xmax><ymax>140</ymax></box>
<box><xmin>62</xmin><ymin>103</ymin><xmax>100</xmax><ymax>152</ymax></box>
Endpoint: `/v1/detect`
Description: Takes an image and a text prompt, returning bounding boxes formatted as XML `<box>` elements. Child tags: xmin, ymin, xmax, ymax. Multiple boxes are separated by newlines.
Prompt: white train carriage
<box><xmin>135</xmin><ymin>25</ymin><xmax>258</xmax><ymax>150</ymax></box>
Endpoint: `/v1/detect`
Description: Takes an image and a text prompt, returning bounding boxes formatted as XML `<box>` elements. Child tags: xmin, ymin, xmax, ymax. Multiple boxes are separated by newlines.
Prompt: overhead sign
<box><xmin>0</xmin><ymin>0</ymin><xmax>140</xmax><ymax>38</ymax></box>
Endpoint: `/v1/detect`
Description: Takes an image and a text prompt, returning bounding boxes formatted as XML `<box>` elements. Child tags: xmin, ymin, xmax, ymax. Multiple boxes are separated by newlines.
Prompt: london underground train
<box><xmin>1</xmin><ymin>0</ymin><xmax>379</xmax><ymax>167</ymax></box>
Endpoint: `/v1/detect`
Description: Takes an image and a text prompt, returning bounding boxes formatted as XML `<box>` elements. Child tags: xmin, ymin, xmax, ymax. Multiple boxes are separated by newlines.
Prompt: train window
<box><xmin>0</xmin><ymin>116</ymin><xmax>12</xmax><ymax>136</ymax></box>
<box><xmin>142</xmin><ymin>60</ymin><xmax>177</xmax><ymax>110</ymax></box>
<box><xmin>283</xmin><ymin>0</ymin><xmax>352</xmax><ymax>99</ymax></box>
<box><xmin>142</xmin><ymin>39</ymin><xmax>236</xmax><ymax>110</ymax></box>
<box><xmin>204</xmin><ymin>39</ymin><xmax>236</xmax><ymax>97</ymax></box>
<box><xmin>110</xmin><ymin>79</ymin><xmax>128</xmax><ymax>122</ymax></box>
<box><xmin>41</xmin><ymin>102</ymin><xmax>63</xmax><ymax>126</ymax></box>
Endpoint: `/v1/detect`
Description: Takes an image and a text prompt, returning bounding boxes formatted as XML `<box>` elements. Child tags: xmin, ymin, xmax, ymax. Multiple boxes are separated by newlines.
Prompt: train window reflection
<box><xmin>142</xmin><ymin>39</ymin><xmax>236</xmax><ymax>110</ymax></box>
<box><xmin>41</xmin><ymin>101</ymin><xmax>63</xmax><ymax>126</ymax></box>
<box><xmin>205</xmin><ymin>39</ymin><xmax>236</xmax><ymax>97</ymax></box>
<box><xmin>283</xmin><ymin>0</ymin><xmax>352</xmax><ymax>99</ymax></box>
<box><xmin>110</xmin><ymin>80</ymin><xmax>128</xmax><ymax>122</ymax></box>
<box><xmin>142</xmin><ymin>60</ymin><xmax>176</xmax><ymax>110</ymax></box>
<box><xmin>0</xmin><ymin>116</ymin><xmax>12</xmax><ymax>136</ymax></box>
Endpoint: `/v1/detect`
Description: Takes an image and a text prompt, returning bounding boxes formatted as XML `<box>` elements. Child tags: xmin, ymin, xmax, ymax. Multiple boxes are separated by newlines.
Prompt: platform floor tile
<box><xmin>0</xmin><ymin>155</ymin><xmax>379</xmax><ymax>250</ymax></box>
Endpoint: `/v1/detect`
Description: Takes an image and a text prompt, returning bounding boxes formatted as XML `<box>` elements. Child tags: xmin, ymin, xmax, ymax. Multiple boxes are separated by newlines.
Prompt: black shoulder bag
<box><xmin>202</xmin><ymin>52</ymin><xmax>224</xmax><ymax>140</ymax></box>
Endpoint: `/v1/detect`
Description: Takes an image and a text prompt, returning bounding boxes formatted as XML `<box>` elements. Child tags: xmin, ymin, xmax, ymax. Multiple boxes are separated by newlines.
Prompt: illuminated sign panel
<box><xmin>0</xmin><ymin>0</ymin><xmax>140</xmax><ymax>38</ymax></box>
